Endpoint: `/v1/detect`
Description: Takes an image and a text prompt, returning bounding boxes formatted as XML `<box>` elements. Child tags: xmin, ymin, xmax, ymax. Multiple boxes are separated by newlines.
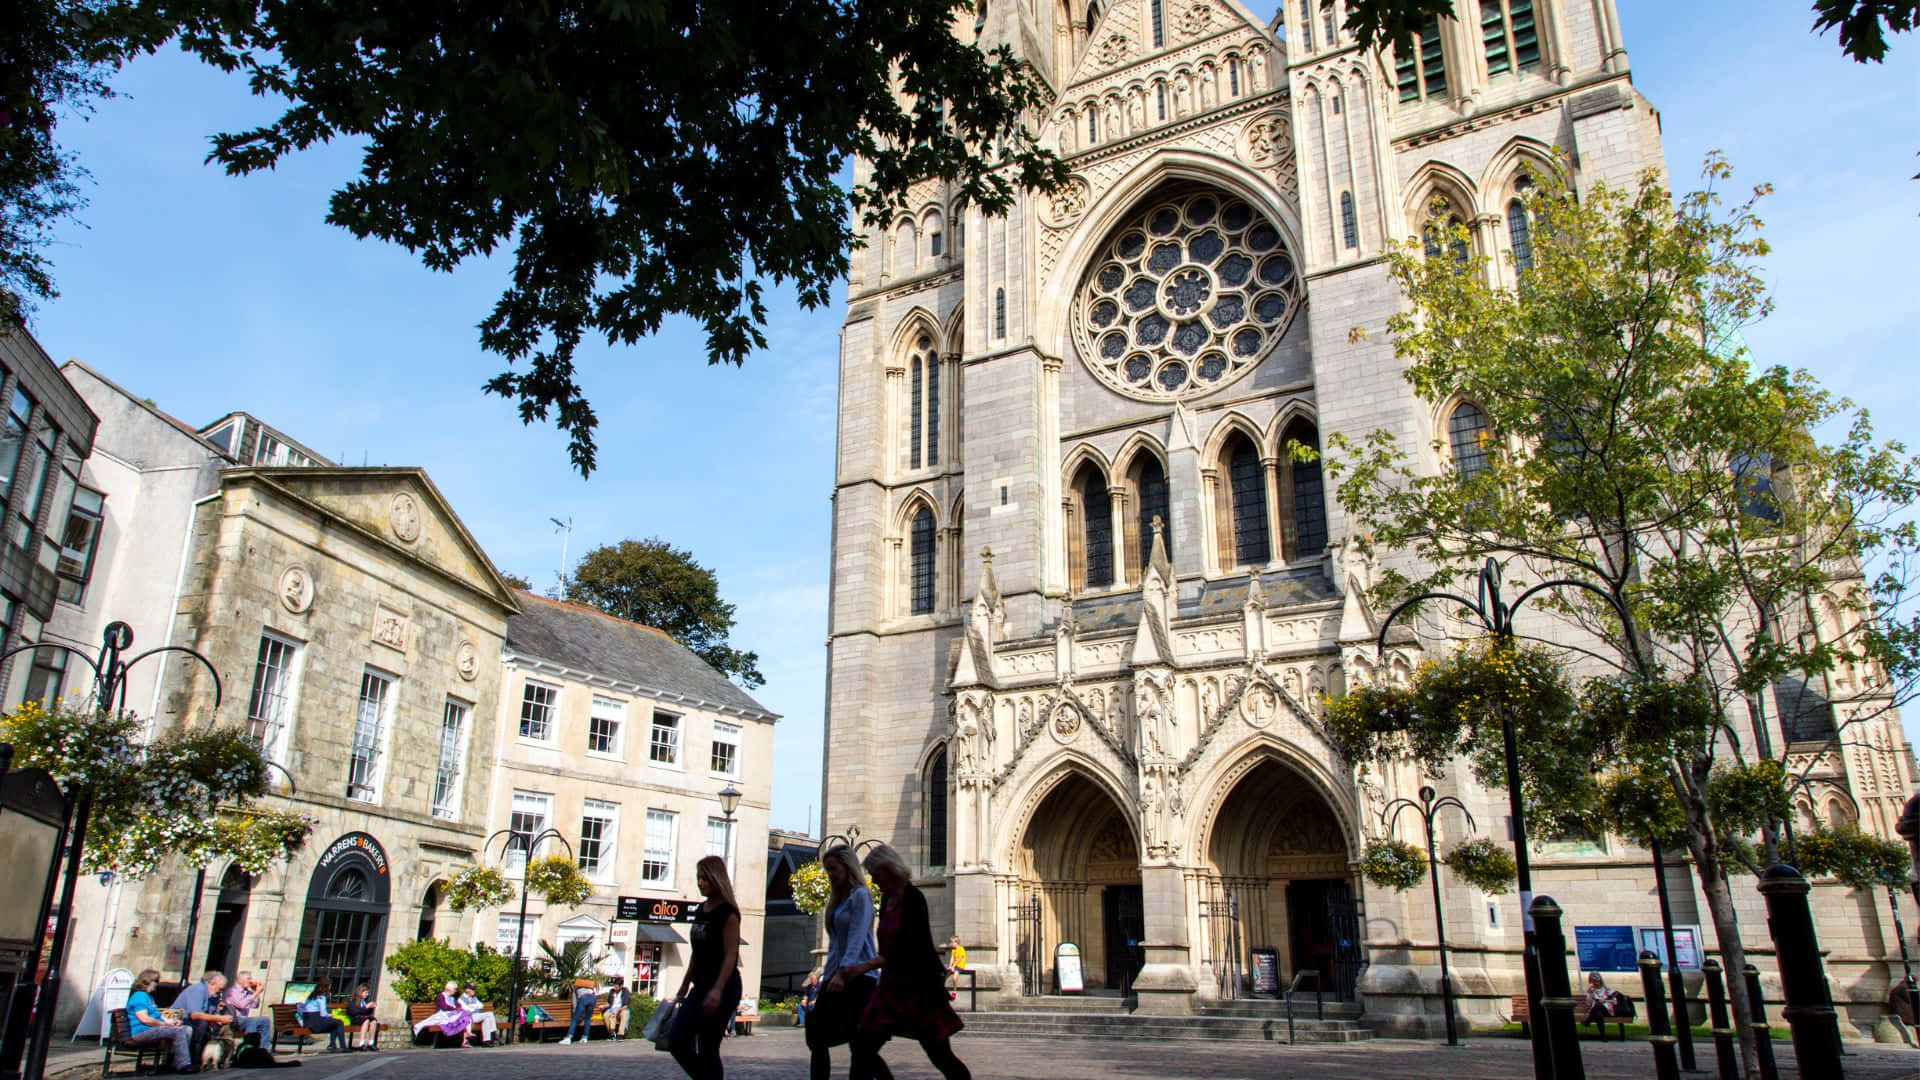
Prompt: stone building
<box><xmin>762</xmin><ymin>829</ymin><xmax>823</xmax><ymax>995</ymax></box>
<box><xmin>45</xmin><ymin>364</ymin><xmax>518</xmax><ymax>1026</ymax></box>
<box><xmin>479</xmin><ymin>591</ymin><xmax>778</xmax><ymax>1001</ymax></box>
<box><xmin>821</xmin><ymin>0</ymin><xmax>1917</xmax><ymax>1036</ymax></box>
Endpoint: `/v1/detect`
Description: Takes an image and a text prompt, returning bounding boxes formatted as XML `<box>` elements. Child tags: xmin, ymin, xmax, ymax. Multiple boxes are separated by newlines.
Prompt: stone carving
<box><xmin>372</xmin><ymin>603</ymin><xmax>409</xmax><ymax>651</ymax></box>
<box><xmin>1270</xmin><ymin>800</ymin><xmax>1344</xmax><ymax>855</ymax></box>
<box><xmin>278</xmin><ymin>565</ymin><xmax>314</xmax><ymax>614</ymax></box>
<box><xmin>1240</xmin><ymin>112</ymin><xmax>1291</xmax><ymax>166</ymax></box>
<box><xmin>1176</xmin><ymin>2</ymin><xmax>1214</xmax><ymax>37</ymax></box>
<box><xmin>1089</xmin><ymin>819</ymin><xmax>1133</xmax><ymax>862</ymax></box>
<box><xmin>456</xmin><ymin>639</ymin><xmax>479</xmax><ymax>681</ymax></box>
<box><xmin>389</xmin><ymin>492</ymin><xmax>422</xmax><ymax>543</ymax></box>
<box><xmin>1136</xmin><ymin>674</ymin><xmax>1174</xmax><ymax>756</ymax></box>
<box><xmin>1242</xmin><ymin>682</ymin><xmax>1278</xmax><ymax>728</ymax></box>
<box><xmin>1043</xmin><ymin>176</ymin><xmax>1092</xmax><ymax>228</ymax></box>
<box><xmin>1097</xmin><ymin>33</ymin><xmax>1131</xmax><ymax>66</ymax></box>
<box><xmin>1051</xmin><ymin>701</ymin><xmax>1082</xmax><ymax>740</ymax></box>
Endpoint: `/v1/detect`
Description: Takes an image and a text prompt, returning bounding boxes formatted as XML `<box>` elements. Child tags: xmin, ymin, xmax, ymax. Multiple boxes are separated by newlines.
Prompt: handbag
<box><xmin>645</xmin><ymin>1000</ymin><xmax>677</xmax><ymax>1050</ymax></box>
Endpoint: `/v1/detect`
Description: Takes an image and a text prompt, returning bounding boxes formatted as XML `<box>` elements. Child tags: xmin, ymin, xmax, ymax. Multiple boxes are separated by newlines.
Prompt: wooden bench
<box><xmin>100</xmin><ymin>1008</ymin><xmax>165</xmax><ymax>1077</ymax></box>
<box><xmin>517</xmin><ymin>998</ymin><xmax>606</xmax><ymax>1042</ymax></box>
<box><xmin>733</xmin><ymin>1005</ymin><xmax>761</xmax><ymax>1036</ymax></box>
<box><xmin>268</xmin><ymin>1003</ymin><xmax>314</xmax><ymax>1056</ymax></box>
<box><xmin>1510</xmin><ymin>991</ymin><xmax>1636</xmax><ymax>1040</ymax></box>
<box><xmin>407</xmin><ymin>1002</ymin><xmax>472</xmax><ymax>1048</ymax></box>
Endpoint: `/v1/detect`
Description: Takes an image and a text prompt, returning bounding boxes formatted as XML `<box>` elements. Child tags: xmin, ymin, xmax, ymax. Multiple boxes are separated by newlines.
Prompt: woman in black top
<box><xmin>670</xmin><ymin>855</ymin><xmax>743</xmax><ymax>1079</ymax></box>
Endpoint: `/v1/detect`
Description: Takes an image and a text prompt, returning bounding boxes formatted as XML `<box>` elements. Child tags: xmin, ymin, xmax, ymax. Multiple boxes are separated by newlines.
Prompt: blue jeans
<box><xmin>234</xmin><ymin>1015</ymin><xmax>273</xmax><ymax>1045</ymax></box>
<box><xmin>567</xmin><ymin>997</ymin><xmax>595</xmax><ymax>1041</ymax></box>
<box><xmin>125</xmin><ymin>1025</ymin><xmax>193</xmax><ymax>1069</ymax></box>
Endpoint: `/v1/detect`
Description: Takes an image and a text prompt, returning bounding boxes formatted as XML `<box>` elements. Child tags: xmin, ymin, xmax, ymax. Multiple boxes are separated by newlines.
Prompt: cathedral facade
<box><xmin>822</xmin><ymin>0</ymin><xmax>1916</xmax><ymax>1034</ymax></box>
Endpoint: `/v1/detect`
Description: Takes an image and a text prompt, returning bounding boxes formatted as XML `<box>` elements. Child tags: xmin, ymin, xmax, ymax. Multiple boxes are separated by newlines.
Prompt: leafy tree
<box><xmin>1337</xmin><ymin>0</ymin><xmax>1915</xmax><ymax>63</ymax></box>
<box><xmin>500</xmin><ymin>572</ymin><xmax>533</xmax><ymax>592</ymax></box>
<box><xmin>385</xmin><ymin>938</ymin><xmax>526</xmax><ymax>1004</ymax></box>
<box><xmin>565</xmin><ymin>537</ymin><xmax>764</xmax><ymax>688</ymax></box>
<box><xmin>1324</xmin><ymin>156</ymin><xmax>1920</xmax><ymax>1074</ymax></box>
<box><xmin>0</xmin><ymin>1</ymin><xmax>1064</xmax><ymax>473</ymax></box>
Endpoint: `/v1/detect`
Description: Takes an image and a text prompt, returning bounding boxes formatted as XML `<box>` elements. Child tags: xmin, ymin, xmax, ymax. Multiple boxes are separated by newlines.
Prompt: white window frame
<box><xmin>346</xmin><ymin>667</ymin><xmax>396</xmax><ymax>803</ymax></box>
<box><xmin>642</xmin><ymin>808</ymin><xmax>677</xmax><ymax>885</ymax></box>
<box><xmin>648</xmin><ymin>711</ymin><xmax>681</xmax><ymax>768</ymax></box>
<box><xmin>706</xmin><ymin>815</ymin><xmax>735</xmax><ymax>873</ymax></box>
<box><xmin>519</xmin><ymin>679</ymin><xmax>560</xmax><ymax>743</ymax></box>
<box><xmin>507</xmin><ymin>789</ymin><xmax>552</xmax><ymax>877</ymax></box>
<box><xmin>588</xmin><ymin>695</ymin><xmax>626</xmax><ymax>759</ymax></box>
<box><xmin>244</xmin><ymin>631</ymin><xmax>302</xmax><ymax>767</ymax></box>
<box><xmin>578</xmin><ymin>799</ymin><xmax>620</xmax><ymax>881</ymax></box>
<box><xmin>496</xmin><ymin>913</ymin><xmax>531</xmax><ymax>955</ymax></box>
<box><xmin>709</xmin><ymin>722</ymin><xmax>741</xmax><ymax>778</ymax></box>
<box><xmin>633</xmin><ymin>943</ymin><xmax>663</xmax><ymax>999</ymax></box>
<box><xmin>431</xmin><ymin>698</ymin><xmax>472</xmax><ymax>821</ymax></box>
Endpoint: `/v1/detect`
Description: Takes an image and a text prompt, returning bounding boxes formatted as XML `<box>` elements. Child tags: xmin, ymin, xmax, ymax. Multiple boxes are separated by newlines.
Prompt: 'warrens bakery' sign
<box><xmin>318</xmin><ymin>831</ymin><xmax>390</xmax><ymax>875</ymax></box>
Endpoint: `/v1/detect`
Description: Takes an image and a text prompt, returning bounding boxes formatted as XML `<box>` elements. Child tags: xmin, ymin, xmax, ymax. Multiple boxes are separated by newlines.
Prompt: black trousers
<box><xmin>807</xmin><ymin>978</ymin><xmax>888</xmax><ymax>1080</ymax></box>
<box><xmin>669</xmin><ymin>973</ymin><xmax>742</xmax><ymax>1080</ymax></box>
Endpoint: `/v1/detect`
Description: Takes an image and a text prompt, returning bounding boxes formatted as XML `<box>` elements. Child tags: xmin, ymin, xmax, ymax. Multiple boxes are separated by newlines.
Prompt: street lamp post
<box><xmin>1383</xmin><ymin>785</ymin><xmax>1475</xmax><ymax>1046</ymax></box>
<box><xmin>0</xmin><ymin>623</ymin><xmax>223</xmax><ymax>1080</ymax></box>
<box><xmin>1377</xmin><ymin>557</ymin><xmax>1630</xmax><ymax>1080</ymax></box>
<box><xmin>484</xmin><ymin>827</ymin><xmax>573</xmax><ymax>1046</ymax></box>
<box><xmin>719</xmin><ymin>784</ymin><xmax>742</xmax><ymax>872</ymax></box>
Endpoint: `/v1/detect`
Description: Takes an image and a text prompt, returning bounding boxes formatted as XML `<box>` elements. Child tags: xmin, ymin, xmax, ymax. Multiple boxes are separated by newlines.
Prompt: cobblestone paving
<box><xmin>53</xmin><ymin>1029</ymin><xmax>1920</xmax><ymax>1079</ymax></box>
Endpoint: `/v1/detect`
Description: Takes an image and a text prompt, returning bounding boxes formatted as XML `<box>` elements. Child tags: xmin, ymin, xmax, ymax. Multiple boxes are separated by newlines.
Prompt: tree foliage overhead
<box><xmin>2</xmin><ymin>1</ymin><xmax>1066</xmax><ymax>473</ymax></box>
<box><xmin>565</xmin><ymin>537</ymin><xmax>764</xmax><ymax>688</ymax></box>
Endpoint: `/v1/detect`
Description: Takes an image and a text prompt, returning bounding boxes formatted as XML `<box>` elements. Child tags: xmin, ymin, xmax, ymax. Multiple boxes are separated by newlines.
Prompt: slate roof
<box><xmin>504</xmin><ymin>591</ymin><xmax>777</xmax><ymax>721</ymax></box>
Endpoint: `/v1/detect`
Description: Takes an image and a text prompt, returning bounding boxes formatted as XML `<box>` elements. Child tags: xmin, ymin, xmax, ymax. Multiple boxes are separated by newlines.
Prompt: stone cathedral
<box><xmin>822</xmin><ymin>0</ymin><xmax>1917</xmax><ymax>1034</ymax></box>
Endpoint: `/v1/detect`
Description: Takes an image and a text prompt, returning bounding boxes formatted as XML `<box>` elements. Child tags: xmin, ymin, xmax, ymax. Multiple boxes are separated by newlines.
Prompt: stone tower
<box><xmin>822</xmin><ymin>0</ymin><xmax>1914</xmax><ymax>1032</ymax></box>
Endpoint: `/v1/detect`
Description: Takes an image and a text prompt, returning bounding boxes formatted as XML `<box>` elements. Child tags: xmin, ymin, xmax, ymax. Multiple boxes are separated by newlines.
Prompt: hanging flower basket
<box><xmin>446</xmin><ymin>864</ymin><xmax>514</xmax><ymax>912</ymax></box>
<box><xmin>791</xmin><ymin>861</ymin><xmax>830</xmax><ymax>916</ymax></box>
<box><xmin>1359</xmin><ymin>839</ymin><xmax>1428</xmax><ymax>892</ymax></box>
<box><xmin>1444</xmin><ymin>838</ymin><xmax>1517</xmax><ymax>895</ymax></box>
<box><xmin>526</xmin><ymin>854</ymin><xmax>595</xmax><ymax>907</ymax></box>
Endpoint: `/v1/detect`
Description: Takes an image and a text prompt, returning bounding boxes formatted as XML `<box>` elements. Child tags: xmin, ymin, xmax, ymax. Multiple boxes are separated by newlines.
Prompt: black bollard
<box><xmin>1702</xmin><ymin>959</ymin><xmax>1739</xmax><ymax>1080</ymax></box>
<box><xmin>1639</xmin><ymin>950</ymin><xmax>1682</xmax><ymax>1080</ymax></box>
<box><xmin>1528</xmin><ymin>895</ymin><xmax>1587</xmax><ymax>1080</ymax></box>
<box><xmin>1758</xmin><ymin>865</ymin><xmax>1845</xmax><ymax>1078</ymax></box>
<box><xmin>1743</xmin><ymin>963</ymin><xmax>1779</xmax><ymax>1080</ymax></box>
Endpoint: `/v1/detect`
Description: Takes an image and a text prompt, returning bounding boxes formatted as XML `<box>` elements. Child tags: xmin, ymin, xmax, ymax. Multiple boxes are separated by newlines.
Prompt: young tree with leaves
<box><xmin>1324</xmin><ymin>155</ymin><xmax>1920</xmax><ymax>1074</ymax></box>
<box><xmin>565</xmin><ymin>537</ymin><xmax>764</xmax><ymax>688</ymax></box>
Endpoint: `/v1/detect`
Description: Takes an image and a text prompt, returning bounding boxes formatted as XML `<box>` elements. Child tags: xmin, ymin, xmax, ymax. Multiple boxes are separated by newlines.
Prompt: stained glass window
<box><xmin>1081</xmin><ymin>469</ymin><xmax>1113</xmax><ymax>589</ymax></box>
<box><xmin>1340</xmin><ymin>191</ymin><xmax>1358</xmax><ymax>249</ymax></box>
<box><xmin>1508</xmin><ymin>198</ymin><xmax>1533</xmax><ymax>271</ymax></box>
<box><xmin>1449</xmin><ymin>402</ymin><xmax>1493</xmax><ymax>480</ymax></box>
<box><xmin>1228</xmin><ymin>437</ymin><xmax>1270</xmax><ymax>566</ymax></box>
<box><xmin>1286</xmin><ymin>423</ymin><xmax>1328</xmax><ymax>558</ymax></box>
<box><xmin>910</xmin><ymin>352</ymin><xmax>923</xmax><ymax>469</ymax></box>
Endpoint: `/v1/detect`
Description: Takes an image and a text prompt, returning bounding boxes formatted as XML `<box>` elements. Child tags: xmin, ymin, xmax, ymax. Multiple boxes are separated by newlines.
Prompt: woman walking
<box><xmin>809</xmin><ymin>845</ymin><xmax>888</xmax><ymax>1080</ymax></box>
<box><xmin>669</xmin><ymin>855</ymin><xmax>743</xmax><ymax>1079</ymax></box>
<box><xmin>851</xmin><ymin>844</ymin><xmax>970</xmax><ymax>1079</ymax></box>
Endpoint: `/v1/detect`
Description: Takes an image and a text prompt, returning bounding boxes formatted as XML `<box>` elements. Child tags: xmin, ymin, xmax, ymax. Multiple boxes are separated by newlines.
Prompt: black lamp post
<box><xmin>719</xmin><ymin>785</ymin><xmax>742</xmax><ymax>871</ymax></box>
<box><xmin>1383</xmin><ymin>785</ymin><xmax>1475</xmax><ymax>1046</ymax></box>
<box><xmin>1783</xmin><ymin>782</ymin><xmax>1915</xmax><ymax>1020</ymax></box>
<box><xmin>484</xmin><ymin>826</ymin><xmax>573</xmax><ymax>1046</ymax></box>
<box><xmin>1377</xmin><ymin>557</ymin><xmax>1630</xmax><ymax>1080</ymax></box>
<box><xmin>0</xmin><ymin>622</ymin><xmax>222</xmax><ymax>1080</ymax></box>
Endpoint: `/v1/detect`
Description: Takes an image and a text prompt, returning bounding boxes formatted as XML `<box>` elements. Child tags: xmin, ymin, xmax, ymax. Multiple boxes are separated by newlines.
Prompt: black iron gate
<box><xmin>1326</xmin><ymin>881</ymin><xmax>1365</xmax><ymax>1001</ymax></box>
<box><xmin>1201</xmin><ymin>883</ymin><xmax>1243</xmax><ymax>999</ymax></box>
<box><xmin>1008</xmin><ymin>894</ymin><xmax>1045</xmax><ymax>996</ymax></box>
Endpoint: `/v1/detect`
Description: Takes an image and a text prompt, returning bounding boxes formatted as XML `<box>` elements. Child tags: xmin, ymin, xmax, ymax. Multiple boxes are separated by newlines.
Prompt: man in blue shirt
<box><xmin>174</xmin><ymin>970</ymin><xmax>234</xmax><ymax>1065</ymax></box>
<box><xmin>124</xmin><ymin>968</ymin><xmax>195</xmax><ymax>1073</ymax></box>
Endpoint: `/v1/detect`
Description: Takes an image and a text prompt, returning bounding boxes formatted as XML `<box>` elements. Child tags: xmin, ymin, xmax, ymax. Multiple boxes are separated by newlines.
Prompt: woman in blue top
<box><xmin>296</xmin><ymin>977</ymin><xmax>349</xmax><ymax>1051</ymax></box>
<box><xmin>809</xmin><ymin>844</ymin><xmax>886</xmax><ymax>1080</ymax></box>
<box><xmin>123</xmin><ymin>968</ymin><xmax>196</xmax><ymax>1073</ymax></box>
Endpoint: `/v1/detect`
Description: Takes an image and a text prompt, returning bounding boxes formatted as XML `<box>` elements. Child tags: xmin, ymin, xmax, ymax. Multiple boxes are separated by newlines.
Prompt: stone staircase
<box><xmin>958</xmin><ymin>995</ymin><xmax>1373</xmax><ymax>1044</ymax></box>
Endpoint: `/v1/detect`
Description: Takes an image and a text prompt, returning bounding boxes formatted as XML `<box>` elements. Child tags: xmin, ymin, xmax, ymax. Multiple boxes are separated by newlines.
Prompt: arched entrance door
<box><xmin>1014</xmin><ymin>771</ymin><xmax>1140</xmax><ymax>994</ymax></box>
<box><xmin>1203</xmin><ymin>757</ymin><xmax>1359</xmax><ymax>998</ymax></box>
<box><xmin>293</xmin><ymin>832</ymin><xmax>392</xmax><ymax>994</ymax></box>
<box><xmin>203</xmin><ymin>866</ymin><xmax>252</xmax><ymax>975</ymax></box>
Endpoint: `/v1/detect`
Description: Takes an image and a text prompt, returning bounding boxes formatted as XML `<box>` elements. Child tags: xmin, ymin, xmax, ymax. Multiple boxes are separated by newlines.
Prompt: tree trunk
<box><xmin>1687</xmin><ymin>791</ymin><xmax>1761</xmax><ymax>1079</ymax></box>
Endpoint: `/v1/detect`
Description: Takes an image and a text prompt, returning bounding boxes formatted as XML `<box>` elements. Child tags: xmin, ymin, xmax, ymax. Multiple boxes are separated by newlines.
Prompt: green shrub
<box><xmin>384</xmin><ymin>938</ymin><xmax>528</xmax><ymax>1004</ymax></box>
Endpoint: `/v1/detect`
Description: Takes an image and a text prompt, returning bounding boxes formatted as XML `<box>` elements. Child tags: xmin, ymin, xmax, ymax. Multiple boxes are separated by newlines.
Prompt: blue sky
<box><xmin>27</xmin><ymin>2</ymin><xmax>1919</xmax><ymax>836</ymax></box>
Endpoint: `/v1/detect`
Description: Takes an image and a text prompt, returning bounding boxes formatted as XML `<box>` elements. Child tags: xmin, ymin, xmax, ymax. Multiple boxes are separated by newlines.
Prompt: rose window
<box><xmin>1072</xmin><ymin>190</ymin><xmax>1304</xmax><ymax>401</ymax></box>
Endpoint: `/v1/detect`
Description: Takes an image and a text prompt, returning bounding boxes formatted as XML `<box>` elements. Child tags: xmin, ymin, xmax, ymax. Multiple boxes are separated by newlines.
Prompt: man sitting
<box><xmin>223</xmin><ymin>970</ymin><xmax>274</xmax><ymax>1046</ymax></box>
<box><xmin>601</xmin><ymin>977</ymin><xmax>632</xmax><ymax>1040</ymax></box>
<box><xmin>174</xmin><ymin>970</ymin><xmax>235</xmax><ymax>1064</ymax></box>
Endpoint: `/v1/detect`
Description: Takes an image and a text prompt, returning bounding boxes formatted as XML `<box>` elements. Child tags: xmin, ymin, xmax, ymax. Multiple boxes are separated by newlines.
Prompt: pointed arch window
<box><xmin>1086</xmin><ymin>1</ymin><xmax>1101</xmax><ymax>34</ymax></box>
<box><xmin>1508</xmin><ymin>199</ymin><xmax>1533</xmax><ymax>272</ymax></box>
<box><xmin>1282</xmin><ymin>420</ymin><xmax>1328</xmax><ymax>560</ymax></box>
<box><xmin>994</xmin><ymin>288</ymin><xmax>1007</xmax><ymax>339</ymax></box>
<box><xmin>1423</xmin><ymin>199</ymin><xmax>1470</xmax><ymax>266</ymax></box>
<box><xmin>1395</xmin><ymin>18</ymin><xmax>1447</xmax><ymax>102</ymax></box>
<box><xmin>1321</xmin><ymin>0</ymin><xmax>1337</xmax><ymax>45</ymax></box>
<box><xmin>1448</xmin><ymin>402</ymin><xmax>1493</xmax><ymax>480</ymax></box>
<box><xmin>1340</xmin><ymin>191</ymin><xmax>1358</xmax><ymax>249</ymax></box>
<box><xmin>1156</xmin><ymin>85</ymin><xmax>1167</xmax><ymax>120</ymax></box>
<box><xmin>909</xmin><ymin>507</ymin><xmax>936</xmax><ymax>615</ymax></box>
<box><xmin>926</xmin><ymin>747</ymin><xmax>949</xmax><ymax>866</ymax></box>
<box><xmin>910</xmin><ymin>346</ymin><xmax>924</xmax><ymax>470</ymax></box>
<box><xmin>1131</xmin><ymin>455</ymin><xmax>1171</xmax><ymax>579</ymax></box>
<box><xmin>1070</xmin><ymin>463</ymin><xmax>1114</xmax><ymax>591</ymax></box>
<box><xmin>1229</xmin><ymin>60</ymin><xmax>1241</xmax><ymax>97</ymax></box>
<box><xmin>1227</xmin><ymin>435</ymin><xmax>1270</xmax><ymax>566</ymax></box>
<box><xmin>905</xmin><ymin>333</ymin><xmax>939</xmax><ymax>469</ymax></box>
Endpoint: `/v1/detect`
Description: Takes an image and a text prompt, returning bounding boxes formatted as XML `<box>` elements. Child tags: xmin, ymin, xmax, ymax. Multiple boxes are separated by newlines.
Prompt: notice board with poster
<box><xmin>1574</xmin><ymin>926</ymin><xmax>1640</xmax><ymax>973</ymax></box>
<box><xmin>1055</xmin><ymin>943</ymin><xmax>1084</xmax><ymax>994</ymax></box>
<box><xmin>1250</xmin><ymin>949</ymin><xmax>1280</xmax><ymax>996</ymax></box>
<box><xmin>1635</xmin><ymin>925</ymin><xmax>1704</xmax><ymax>971</ymax></box>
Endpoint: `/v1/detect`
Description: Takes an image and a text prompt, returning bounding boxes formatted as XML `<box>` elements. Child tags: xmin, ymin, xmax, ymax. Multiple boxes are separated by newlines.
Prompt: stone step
<box><xmin>1196</xmin><ymin>998</ymin><xmax>1365</xmax><ymax>1020</ymax></box>
<box><xmin>989</xmin><ymin>995</ymin><xmax>1131</xmax><ymax>1013</ymax></box>
<box><xmin>959</xmin><ymin>1011</ymin><xmax>1373</xmax><ymax>1044</ymax></box>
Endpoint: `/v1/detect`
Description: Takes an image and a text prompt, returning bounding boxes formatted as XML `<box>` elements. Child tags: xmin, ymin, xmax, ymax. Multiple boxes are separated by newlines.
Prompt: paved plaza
<box><xmin>50</xmin><ymin>1029</ymin><xmax>1920</xmax><ymax>1080</ymax></box>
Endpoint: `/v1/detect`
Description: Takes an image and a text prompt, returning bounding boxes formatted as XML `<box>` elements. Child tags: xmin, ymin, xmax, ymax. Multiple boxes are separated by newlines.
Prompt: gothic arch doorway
<box><xmin>1202</xmin><ymin>756</ymin><xmax>1359</xmax><ymax>999</ymax></box>
<box><xmin>1014</xmin><ymin>769</ymin><xmax>1141</xmax><ymax>993</ymax></box>
<box><xmin>203</xmin><ymin>865</ymin><xmax>252</xmax><ymax>976</ymax></box>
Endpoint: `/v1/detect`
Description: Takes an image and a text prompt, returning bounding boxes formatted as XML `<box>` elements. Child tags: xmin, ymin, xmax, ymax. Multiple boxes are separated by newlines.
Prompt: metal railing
<box><xmin>1283</xmin><ymin>969</ymin><xmax>1324</xmax><ymax>1045</ymax></box>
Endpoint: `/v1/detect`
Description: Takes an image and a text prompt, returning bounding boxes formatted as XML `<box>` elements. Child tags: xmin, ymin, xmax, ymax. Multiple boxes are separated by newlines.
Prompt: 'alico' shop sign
<box><xmin>618</xmin><ymin>895</ymin><xmax>696</xmax><ymax>923</ymax></box>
